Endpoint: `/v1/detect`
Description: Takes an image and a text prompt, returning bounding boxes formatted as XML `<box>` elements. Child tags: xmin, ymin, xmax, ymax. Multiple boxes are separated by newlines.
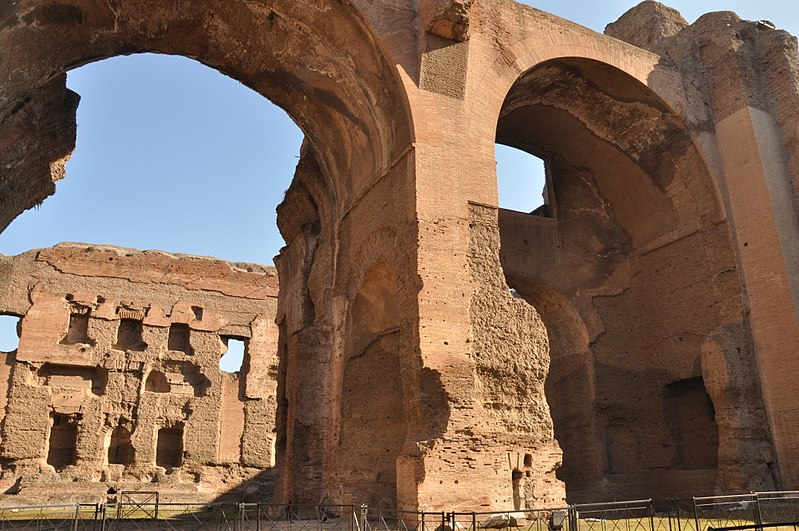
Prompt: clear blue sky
<box><xmin>1</xmin><ymin>0</ymin><xmax>797</xmax><ymax>352</ymax></box>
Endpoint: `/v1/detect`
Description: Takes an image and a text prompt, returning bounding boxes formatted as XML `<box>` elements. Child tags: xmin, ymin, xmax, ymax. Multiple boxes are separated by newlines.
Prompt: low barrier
<box><xmin>1</xmin><ymin>491</ymin><xmax>798</xmax><ymax>531</ymax></box>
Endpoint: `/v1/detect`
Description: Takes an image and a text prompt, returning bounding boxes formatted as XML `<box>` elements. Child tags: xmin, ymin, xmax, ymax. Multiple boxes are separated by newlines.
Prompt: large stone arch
<box><xmin>0</xmin><ymin>0</ymin><xmax>420</xmax><ymax>508</ymax></box>
<box><xmin>0</xmin><ymin>0</ymin><xmax>415</xmax><ymax>231</ymax></box>
<box><xmin>462</xmin><ymin>19</ymin><xmax>717</xmax><ymax>209</ymax></box>
<box><xmin>489</xmin><ymin>49</ymin><xmax>773</xmax><ymax>500</ymax></box>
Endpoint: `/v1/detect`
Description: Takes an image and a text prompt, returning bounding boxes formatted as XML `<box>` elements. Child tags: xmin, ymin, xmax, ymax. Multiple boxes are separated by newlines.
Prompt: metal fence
<box><xmin>1</xmin><ymin>492</ymin><xmax>799</xmax><ymax>531</ymax></box>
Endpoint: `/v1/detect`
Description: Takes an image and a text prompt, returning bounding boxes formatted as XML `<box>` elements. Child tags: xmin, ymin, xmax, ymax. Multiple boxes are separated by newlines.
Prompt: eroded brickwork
<box><xmin>0</xmin><ymin>245</ymin><xmax>279</xmax><ymax>503</ymax></box>
<box><xmin>1</xmin><ymin>0</ymin><xmax>799</xmax><ymax>513</ymax></box>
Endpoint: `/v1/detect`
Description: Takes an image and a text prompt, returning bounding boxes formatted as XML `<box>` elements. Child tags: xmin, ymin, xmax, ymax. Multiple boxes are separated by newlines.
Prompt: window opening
<box><xmin>61</xmin><ymin>308</ymin><xmax>92</xmax><ymax>345</ymax></box>
<box><xmin>108</xmin><ymin>425</ymin><xmax>135</xmax><ymax>465</ymax></box>
<box><xmin>168</xmin><ymin>323</ymin><xmax>192</xmax><ymax>354</ymax></box>
<box><xmin>220</xmin><ymin>337</ymin><xmax>246</xmax><ymax>374</ymax></box>
<box><xmin>114</xmin><ymin>318</ymin><xmax>146</xmax><ymax>351</ymax></box>
<box><xmin>47</xmin><ymin>413</ymin><xmax>79</xmax><ymax>470</ymax></box>
<box><xmin>0</xmin><ymin>315</ymin><xmax>20</xmax><ymax>352</ymax></box>
<box><xmin>156</xmin><ymin>426</ymin><xmax>183</xmax><ymax>468</ymax></box>
<box><xmin>496</xmin><ymin>143</ymin><xmax>550</xmax><ymax>215</ymax></box>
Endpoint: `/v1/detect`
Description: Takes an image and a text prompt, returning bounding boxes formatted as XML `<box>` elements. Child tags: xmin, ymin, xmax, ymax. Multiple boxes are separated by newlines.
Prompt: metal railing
<box><xmin>2</xmin><ymin>491</ymin><xmax>799</xmax><ymax>531</ymax></box>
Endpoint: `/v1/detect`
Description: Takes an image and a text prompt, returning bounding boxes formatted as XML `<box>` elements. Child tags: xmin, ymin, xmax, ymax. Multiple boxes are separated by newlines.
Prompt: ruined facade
<box><xmin>2</xmin><ymin>0</ymin><xmax>799</xmax><ymax>512</ymax></box>
<box><xmin>0</xmin><ymin>245</ymin><xmax>280</xmax><ymax>503</ymax></box>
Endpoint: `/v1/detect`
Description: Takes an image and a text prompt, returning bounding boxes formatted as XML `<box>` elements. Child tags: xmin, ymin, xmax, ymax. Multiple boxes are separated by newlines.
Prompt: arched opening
<box><xmin>496</xmin><ymin>57</ymin><xmax>741</xmax><ymax>501</ymax></box>
<box><xmin>0</xmin><ymin>315</ymin><xmax>20</xmax><ymax>353</ymax></box>
<box><xmin>0</xmin><ymin>0</ymin><xmax>414</xmax><ymax>507</ymax></box>
<box><xmin>339</xmin><ymin>263</ymin><xmax>407</xmax><ymax>508</ymax></box>
<box><xmin>0</xmin><ymin>53</ymin><xmax>301</xmax><ymax>262</ymax></box>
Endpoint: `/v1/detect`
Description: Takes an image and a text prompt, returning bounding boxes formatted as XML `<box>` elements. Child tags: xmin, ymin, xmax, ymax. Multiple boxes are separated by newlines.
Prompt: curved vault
<box><xmin>0</xmin><ymin>0</ymin><xmax>414</xmax><ymax>232</ymax></box>
<box><xmin>497</xmin><ymin>57</ymin><xmax>757</xmax><ymax>501</ymax></box>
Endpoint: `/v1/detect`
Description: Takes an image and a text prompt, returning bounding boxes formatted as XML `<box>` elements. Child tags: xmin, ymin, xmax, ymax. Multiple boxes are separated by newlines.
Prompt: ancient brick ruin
<box><xmin>0</xmin><ymin>245</ymin><xmax>279</xmax><ymax>503</ymax></box>
<box><xmin>1</xmin><ymin>0</ymin><xmax>799</xmax><ymax>514</ymax></box>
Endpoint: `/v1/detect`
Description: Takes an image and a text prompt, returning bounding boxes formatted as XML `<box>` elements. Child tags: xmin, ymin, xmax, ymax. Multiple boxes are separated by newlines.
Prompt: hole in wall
<box><xmin>61</xmin><ymin>307</ymin><xmax>93</xmax><ymax>345</ymax></box>
<box><xmin>144</xmin><ymin>371</ymin><xmax>170</xmax><ymax>393</ymax></box>
<box><xmin>39</xmin><ymin>363</ymin><xmax>107</xmax><ymax>395</ymax></box>
<box><xmin>220</xmin><ymin>337</ymin><xmax>246</xmax><ymax>374</ymax></box>
<box><xmin>107</xmin><ymin>425</ymin><xmax>135</xmax><ymax>465</ymax></box>
<box><xmin>168</xmin><ymin>323</ymin><xmax>192</xmax><ymax>354</ymax></box>
<box><xmin>156</xmin><ymin>426</ymin><xmax>183</xmax><ymax>468</ymax></box>
<box><xmin>495</xmin><ymin>144</ymin><xmax>549</xmax><ymax>215</ymax></box>
<box><xmin>0</xmin><ymin>315</ymin><xmax>21</xmax><ymax>352</ymax></box>
<box><xmin>113</xmin><ymin>319</ymin><xmax>146</xmax><ymax>351</ymax></box>
<box><xmin>664</xmin><ymin>376</ymin><xmax>719</xmax><ymax>470</ymax></box>
<box><xmin>47</xmin><ymin>413</ymin><xmax>79</xmax><ymax>470</ymax></box>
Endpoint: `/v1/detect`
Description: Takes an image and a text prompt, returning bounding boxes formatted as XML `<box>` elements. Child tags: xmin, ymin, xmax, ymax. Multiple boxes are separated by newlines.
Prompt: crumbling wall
<box><xmin>487</xmin><ymin>0</ymin><xmax>780</xmax><ymax>502</ymax></box>
<box><xmin>0</xmin><ymin>244</ymin><xmax>279</xmax><ymax>504</ymax></box>
<box><xmin>605</xmin><ymin>0</ymin><xmax>798</xmax><ymax>490</ymax></box>
<box><xmin>2</xmin><ymin>0</ymin><xmax>799</xmax><ymax>513</ymax></box>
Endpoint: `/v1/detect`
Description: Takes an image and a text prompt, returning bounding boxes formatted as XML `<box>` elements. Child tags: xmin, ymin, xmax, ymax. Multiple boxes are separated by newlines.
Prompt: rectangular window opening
<box><xmin>47</xmin><ymin>413</ymin><xmax>79</xmax><ymax>470</ymax></box>
<box><xmin>156</xmin><ymin>426</ymin><xmax>183</xmax><ymax>468</ymax></box>
<box><xmin>168</xmin><ymin>323</ymin><xmax>193</xmax><ymax>354</ymax></box>
<box><xmin>496</xmin><ymin>143</ymin><xmax>555</xmax><ymax>217</ymax></box>
<box><xmin>113</xmin><ymin>318</ymin><xmax>147</xmax><ymax>352</ymax></box>
<box><xmin>220</xmin><ymin>336</ymin><xmax>247</xmax><ymax>374</ymax></box>
<box><xmin>61</xmin><ymin>310</ymin><xmax>93</xmax><ymax>345</ymax></box>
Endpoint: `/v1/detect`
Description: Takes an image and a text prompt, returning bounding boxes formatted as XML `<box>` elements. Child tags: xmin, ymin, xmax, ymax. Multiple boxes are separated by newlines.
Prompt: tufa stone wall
<box><xmin>0</xmin><ymin>244</ymin><xmax>279</xmax><ymax>504</ymax></box>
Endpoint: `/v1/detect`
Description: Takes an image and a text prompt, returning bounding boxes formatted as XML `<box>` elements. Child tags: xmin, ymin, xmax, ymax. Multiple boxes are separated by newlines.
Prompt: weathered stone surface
<box><xmin>0</xmin><ymin>244</ymin><xmax>279</xmax><ymax>503</ymax></box>
<box><xmin>1</xmin><ymin>0</ymin><xmax>799</xmax><ymax>512</ymax></box>
<box><xmin>605</xmin><ymin>1</ymin><xmax>688</xmax><ymax>54</ymax></box>
<box><xmin>424</xmin><ymin>0</ymin><xmax>475</xmax><ymax>42</ymax></box>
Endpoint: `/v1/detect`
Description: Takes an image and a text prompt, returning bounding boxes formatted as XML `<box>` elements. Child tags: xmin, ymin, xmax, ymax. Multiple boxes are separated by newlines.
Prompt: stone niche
<box><xmin>0</xmin><ymin>245</ymin><xmax>280</xmax><ymax>503</ymax></box>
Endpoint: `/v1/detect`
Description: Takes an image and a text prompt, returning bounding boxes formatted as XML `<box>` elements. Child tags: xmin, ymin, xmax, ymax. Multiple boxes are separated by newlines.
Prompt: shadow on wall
<box><xmin>495</xmin><ymin>55</ymin><xmax>759</xmax><ymax>502</ymax></box>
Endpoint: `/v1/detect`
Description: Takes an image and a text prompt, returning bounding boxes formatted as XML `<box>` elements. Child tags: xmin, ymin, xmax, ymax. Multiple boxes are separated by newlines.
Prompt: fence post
<box><xmin>72</xmin><ymin>504</ymin><xmax>80</xmax><ymax>531</ymax></box>
<box><xmin>571</xmin><ymin>505</ymin><xmax>580</xmax><ymax>531</ymax></box>
<box><xmin>100</xmin><ymin>504</ymin><xmax>107</xmax><ymax>531</ymax></box>
<box><xmin>360</xmin><ymin>504</ymin><xmax>368</xmax><ymax>531</ymax></box>
<box><xmin>472</xmin><ymin>512</ymin><xmax>477</xmax><ymax>531</ymax></box>
<box><xmin>754</xmin><ymin>494</ymin><xmax>764</xmax><ymax>531</ymax></box>
<box><xmin>692</xmin><ymin>498</ymin><xmax>700</xmax><ymax>531</ymax></box>
<box><xmin>649</xmin><ymin>500</ymin><xmax>656</xmax><ymax>531</ymax></box>
<box><xmin>257</xmin><ymin>503</ymin><xmax>262</xmax><ymax>531</ymax></box>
